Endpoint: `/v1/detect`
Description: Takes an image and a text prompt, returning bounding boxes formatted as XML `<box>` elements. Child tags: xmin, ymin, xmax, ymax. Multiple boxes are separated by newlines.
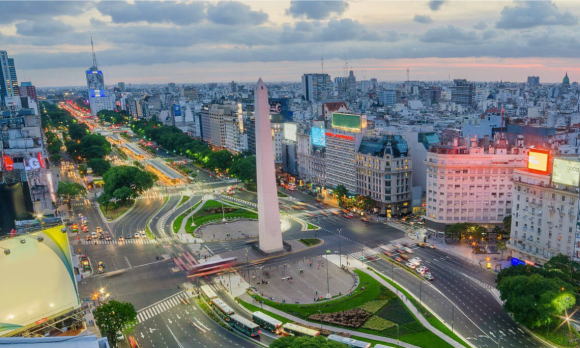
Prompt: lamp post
<box><xmin>245</xmin><ymin>247</ymin><xmax>250</xmax><ymax>287</ymax></box>
<box><xmin>452</xmin><ymin>305</ymin><xmax>455</xmax><ymax>332</ymax></box>
<box><xmin>318</xmin><ymin>310</ymin><xmax>322</xmax><ymax>331</ymax></box>
<box><xmin>338</xmin><ymin>228</ymin><xmax>343</xmax><ymax>267</ymax></box>
<box><xmin>396</xmin><ymin>324</ymin><xmax>399</xmax><ymax>345</ymax></box>
<box><xmin>326</xmin><ymin>252</ymin><xmax>330</xmax><ymax>299</ymax></box>
<box><xmin>498</xmin><ymin>334</ymin><xmax>505</xmax><ymax>348</ymax></box>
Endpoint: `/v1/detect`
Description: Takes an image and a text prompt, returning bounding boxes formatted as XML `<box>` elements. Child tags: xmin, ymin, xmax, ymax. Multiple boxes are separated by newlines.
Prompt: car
<box><xmin>81</xmin><ymin>255</ymin><xmax>88</xmax><ymax>262</ymax></box>
<box><xmin>78</xmin><ymin>213</ymin><xmax>83</xmax><ymax>218</ymax></box>
<box><xmin>97</xmin><ymin>266</ymin><xmax>104</xmax><ymax>274</ymax></box>
<box><xmin>96</xmin><ymin>227</ymin><xmax>102</xmax><ymax>233</ymax></box>
<box><xmin>98</xmin><ymin>261</ymin><xmax>105</xmax><ymax>268</ymax></box>
<box><xmin>134</xmin><ymin>232</ymin><xmax>140</xmax><ymax>239</ymax></box>
<box><xmin>118</xmin><ymin>236</ymin><xmax>124</xmax><ymax>242</ymax></box>
<box><xmin>392</xmin><ymin>243</ymin><xmax>403</xmax><ymax>249</ymax></box>
<box><xmin>428</xmin><ymin>244</ymin><xmax>435</xmax><ymax>249</ymax></box>
<box><xmin>410</xmin><ymin>258</ymin><xmax>422</xmax><ymax>265</ymax></box>
<box><xmin>394</xmin><ymin>257</ymin><xmax>403</xmax><ymax>262</ymax></box>
<box><xmin>425</xmin><ymin>273</ymin><xmax>434</xmax><ymax>281</ymax></box>
<box><xmin>416</xmin><ymin>266</ymin><xmax>428</xmax><ymax>274</ymax></box>
<box><xmin>105</xmin><ymin>235</ymin><xmax>111</xmax><ymax>241</ymax></box>
<box><xmin>403</xmin><ymin>247</ymin><xmax>413</xmax><ymax>254</ymax></box>
<box><xmin>366</xmin><ymin>256</ymin><xmax>376</xmax><ymax>261</ymax></box>
<box><xmin>140</xmin><ymin>232</ymin><xmax>146</xmax><ymax>238</ymax></box>
<box><xmin>382</xmin><ymin>251</ymin><xmax>393</xmax><ymax>257</ymax></box>
<box><xmin>396</xmin><ymin>249</ymin><xmax>406</xmax><ymax>254</ymax></box>
<box><xmin>125</xmin><ymin>234</ymin><xmax>131</xmax><ymax>239</ymax></box>
<box><xmin>403</xmin><ymin>242</ymin><xmax>414</xmax><ymax>247</ymax></box>
<box><xmin>82</xmin><ymin>225</ymin><xmax>88</xmax><ymax>233</ymax></box>
<box><xmin>343</xmin><ymin>214</ymin><xmax>352</xmax><ymax>219</ymax></box>
<box><xmin>399</xmin><ymin>254</ymin><xmax>409</xmax><ymax>260</ymax></box>
<box><xmin>418</xmin><ymin>242</ymin><xmax>426</xmax><ymax>248</ymax></box>
<box><xmin>406</xmin><ymin>262</ymin><xmax>416</xmax><ymax>269</ymax></box>
<box><xmin>91</xmin><ymin>231</ymin><xmax>97</xmax><ymax>238</ymax></box>
<box><xmin>238</xmin><ymin>187</ymin><xmax>244</xmax><ymax>191</ymax></box>
<box><xmin>362</xmin><ymin>218</ymin><xmax>370</xmax><ymax>222</ymax></box>
<box><xmin>99</xmin><ymin>234</ymin><xmax>104</xmax><ymax>240</ymax></box>
<box><xmin>86</xmin><ymin>235</ymin><xmax>92</xmax><ymax>241</ymax></box>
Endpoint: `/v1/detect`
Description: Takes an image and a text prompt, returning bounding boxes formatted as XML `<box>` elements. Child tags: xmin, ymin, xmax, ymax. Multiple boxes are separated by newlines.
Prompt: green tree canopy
<box><xmin>445</xmin><ymin>223</ymin><xmax>488</xmax><ymax>240</ymax></box>
<box><xmin>205</xmin><ymin>150</ymin><xmax>232</xmax><ymax>172</ymax></box>
<box><xmin>68</xmin><ymin>123</ymin><xmax>90</xmax><ymax>140</ymax></box>
<box><xmin>334</xmin><ymin>185</ymin><xmax>348</xmax><ymax>203</ymax></box>
<box><xmin>56</xmin><ymin>181</ymin><xmax>86</xmax><ymax>199</ymax></box>
<box><xmin>544</xmin><ymin>253</ymin><xmax>580</xmax><ymax>288</ymax></box>
<box><xmin>79</xmin><ymin>134</ymin><xmax>111</xmax><ymax>159</ymax></box>
<box><xmin>97</xmin><ymin>193</ymin><xmax>113</xmax><ymax>212</ymax></box>
<box><xmin>229</xmin><ymin>156</ymin><xmax>256</xmax><ymax>183</ymax></box>
<box><xmin>103</xmin><ymin>165</ymin><xmax>156</xmax><ymax>198</ymax></box>
<box><xmin>502</xmin><ymin>215</ymin><xmax>512</xmax><ymax>236</ymax></box>
<box><xmin>113</xmin><ymin>186</ymin><xmax>134</xmax><ymax>204</ymax></box>
<box><xmin>270</xmin><ymin>336</ymin><xmax>347</xmax><ymax>348</ymax></box>
<box><xmin>93</xmin><ymin>300</ymin><xmax>138</xmax><ymax>347</ymax></box>
<box><xmin>87</xmin><ymin>158</ymin><xmax>111</xmax><ymax>176</ymax></box>
<box><xmin>97</xmin><ymin>110</ymin><xmax>131</xmax><ymax>126</ymax></box>
<box><xmin>498</xmin><ymin>273</ymin><xmax>576</xmax><ymax>328</ymax></box>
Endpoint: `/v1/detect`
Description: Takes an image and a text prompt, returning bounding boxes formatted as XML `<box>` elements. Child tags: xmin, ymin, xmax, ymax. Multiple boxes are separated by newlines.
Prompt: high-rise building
<box><xmin>450</xmin><ymin>79</ymin><xmax>475</xmax><ymax>107</ymax></box>
<box><xmin>424</xmin><ymin>135</ymin><xmax>527</xmax><ymax>233</ymax></box>
<box><xmin>301</xmin><ymin>73</ymin><xmax>332</xmax><ymax>102</ymax></box>
<box><xmin>508</xmin><ymin>156</ymin><xmax>580</xmax><ymax>266</ymax></box>
<box><xmin>325</xmin><ymin>112</ymin><xmax>367</xmax><ymax>193</ymax></box>
<box><xmin>85</xmin><ymin>38</ymin><xmax>114</xmax><ymax>115</ymax></box>
<box><xmin>527</xmin><ymin>76</ymin><xmax>540</xmax><ymax>86</ymax></box>
<box><xmin>20</xmin><ymin>82</ymin><xmax>37</xmax><ymax>103</ymax></box>
<box><xmin>117</xmin><ymin>82</ymin><xmax>126</xmax><ymax>92</ymax></box>
<box><xmin>0</xmin><ymin>51</ymin><xmax>19</xmax><ymax>103</ymax></box>
<box><xmin>378</xmin><ymin>90</ymin><xmax>398</xmax><ymax>107</ymax></box>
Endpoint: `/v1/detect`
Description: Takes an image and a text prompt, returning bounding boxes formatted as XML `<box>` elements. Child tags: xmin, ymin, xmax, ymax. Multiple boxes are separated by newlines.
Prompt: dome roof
<box><xmin>563</xmin><ymin>72</ymin><xmax>570</xmax><ymax>85</ymax></box>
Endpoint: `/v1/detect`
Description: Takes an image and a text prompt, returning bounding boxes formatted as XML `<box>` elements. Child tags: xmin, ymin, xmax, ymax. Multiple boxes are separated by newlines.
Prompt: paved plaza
<box><xmin>196</xmin><ymin>218</ymin><xmax>292</xmax><ymax>242</ymax></box>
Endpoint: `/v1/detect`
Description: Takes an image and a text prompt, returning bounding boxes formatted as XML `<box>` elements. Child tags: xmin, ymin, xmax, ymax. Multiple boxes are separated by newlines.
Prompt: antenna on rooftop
<box><xmin>407</xmin><ymin>68</ymin><xmax>410</xmax><ymax>82</ymax></box>
<box><xmin>91</xmin><ymin>37</ymin><xmax>98</xmax><ymax>69</ymax></box>
<box><xmin>321</xmin><ymin>56</ymin><xmax>324</xmax><ymax>74</ymax></box>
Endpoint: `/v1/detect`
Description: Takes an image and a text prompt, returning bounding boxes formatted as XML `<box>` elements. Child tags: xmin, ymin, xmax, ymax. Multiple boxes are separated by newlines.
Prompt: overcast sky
<box><xmin>2</xmin><ymin>0</ymin><xmax>579</xmax><ymax>87</ymax></box>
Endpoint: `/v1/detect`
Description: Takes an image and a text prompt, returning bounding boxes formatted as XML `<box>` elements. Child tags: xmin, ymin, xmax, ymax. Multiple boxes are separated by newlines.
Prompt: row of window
<box><xmin>427</xmin><ymin>166</ymin><xmax>516</xmax><ymax>175</ymax></box>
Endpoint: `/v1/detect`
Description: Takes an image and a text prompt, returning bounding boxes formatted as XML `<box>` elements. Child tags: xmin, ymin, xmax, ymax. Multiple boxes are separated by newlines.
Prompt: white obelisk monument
<box><xmin>254</xmin><ymin>78</ymin><xmax>284</xmax><ymax>253</ymax></box>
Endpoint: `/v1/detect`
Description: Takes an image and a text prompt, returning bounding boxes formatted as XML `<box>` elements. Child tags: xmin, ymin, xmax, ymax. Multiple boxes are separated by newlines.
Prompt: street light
<box><xmin>318</xmin><ymin>310</ymin><xmax>323</xmax><ymax>331</ymax></box>
<box><xmin>396</xmin><ymin>324</ymin><xmax>399</xmax><ymax>345</ymax></box>
<box><xmin>498</xmin><ymin>334</ymin><xmax>505</xmax><ymax>348</ymax></box>
<box><xmin>337</xmin><ymin>228</ymin><xmax>343</xmax><ymax>267</ymax></box>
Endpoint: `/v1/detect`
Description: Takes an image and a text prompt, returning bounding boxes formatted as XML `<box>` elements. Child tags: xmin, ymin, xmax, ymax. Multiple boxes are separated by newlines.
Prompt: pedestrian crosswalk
<box><xmin>137</xmin><ymin>292</ymin><xmax>191</xmax><ymax>323</ymax></box>
<box><xmin>76</xmin><ymin>236</ymin><xmax>178</xmax><ymax>245</ymax></box>
<box><xmin>347</xmin><ymin>246</ymin><xmax>383</xmax><ymax>260</ymax></box>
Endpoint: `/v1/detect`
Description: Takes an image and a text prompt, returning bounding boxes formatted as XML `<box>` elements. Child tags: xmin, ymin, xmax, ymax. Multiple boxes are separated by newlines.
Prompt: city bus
<box><xmin>211</xmin><ymin>298</ymin><xmax>234</xmax><ymax>321</ymax></box>
<box><xmin>282</xmin><ymin>323</ymin><xmax>319</xmax><ymax>337</ymax></box>
<box><xmin>200</xmin><ymin>285</ymin><xmax>218</xmax><ymax>303</ymax></box>
<box><xmin>252</xmin><ymin>311</ymin><xmax>283</xmax><ymax>334</ymax></box>
<box><xmin>327</xmin><ymin>334</ymin><xmax>370</xmax><ymax>348</ymax></box>
<box><xmin>230</xmin><ymin>314</ymin><xmax>260</xmax><ymax>337</ymax></box>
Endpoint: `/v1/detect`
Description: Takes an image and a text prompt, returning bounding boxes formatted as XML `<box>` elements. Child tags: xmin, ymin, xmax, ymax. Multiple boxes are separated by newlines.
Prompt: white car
<box><xmin>416</xmin><ymin>266</ymin><xmax>428</xmax><ymax>274</ymax></box>
<box><xmin>410</xmin><ymin>257</ymin><xmax>422</xmax><ymax>265</ymax></box>
<box><xmin>391</xmin><ymin>243</ymin><xmax>403</xmax><ymax>249</ymax></box>
<box><xmin>134</xmin><ymin>232</ymin><xmax>140</xmax><ymax>239</ymax></box>
<box><xmin>91</xmin><ymin>232</ymin><xmax>97</xmax><ymax>238</ymax></box>
<box><xmin>403</xmin><ymin>247</ymin><xmax>413</xmax><ymax>254</ymax></box>
<box><xmin>140</xmin><ymin>231</ymin><xmax>146</xmax><ymax>238</ymax></box>
<box><xmin>406</xmin><ymin>262</ymin><xmax>416</xmax><ymax>269</ymax></box>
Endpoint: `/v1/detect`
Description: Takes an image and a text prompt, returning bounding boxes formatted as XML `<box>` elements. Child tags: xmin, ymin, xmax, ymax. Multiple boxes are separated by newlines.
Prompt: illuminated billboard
<box><xmin>173</xmin><ymin>105</ymin><xmax>182</xmax><ymax>117</ymax></box>
<box><xmin>311</xmin><ymin>126</ymin><xmax>326</xmax><ymax>147</ymax></box>
<box><xmin>284</xmin><ymin>122</ymin><xmax>297</xmax><ymax>142</ymax></box>
<box><xmin>332</xmin><ymin>113</ymin><xmax>361</xmax><ymax>131</ymax></box>
<box><xmin>552</xmin><ymin>158</ymin><xmax>580</xmax><ymax>186</ymax></box>
<box><xmin>528</xmin><ymin>149</ymin><xmax>550</xmax><ymax>174</ymax></box>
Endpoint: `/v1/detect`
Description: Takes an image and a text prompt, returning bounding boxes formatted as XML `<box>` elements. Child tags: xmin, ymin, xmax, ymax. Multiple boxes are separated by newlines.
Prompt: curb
<box><xmin>146</xmin><ymin>196</ymin><xmax>169</xmax><ymax>239</ymax></box>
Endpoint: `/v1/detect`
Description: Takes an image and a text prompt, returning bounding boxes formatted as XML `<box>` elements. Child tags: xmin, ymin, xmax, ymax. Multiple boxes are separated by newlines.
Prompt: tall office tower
<box><xmin>301</xmin><ymin>73</ymin><xmax>331</xmax><ymax>102</ymax></box>
<box><xmin>527</xmin><ymin>76</ymin><xmax>540</xmax><ymax>86</ymax></box>
<box><xmin>117</xmin><ymin>82</ymin><xmax>126</xmax><ymax>92</ymax></box>
<box><xmin>450</xmin><ymin>79</ymin><xmax>475</xmax><ymax>107</ymax></box>
<box><xmin>85</xmin><ymin>38</ymin><xmax>114</xmax><ymax>115</ymax></box>
<box><xmin>0</xmin><ymin>51</ymin><xmax>19</xmax><ymax>103</ymax></box>
<box><xmin>20</xmin><ymin>82</ymin><xmax>37</xmax><ymax>103</ymax></box>
<box><xmin>378</xmin><ymin>90</ymin><xmax>398</xmax><ymax>107</ymax></box>
<box><xmin>254</xmin><ymin>78</ymin><xmax>283</xmax><ymax>253</ymax></box>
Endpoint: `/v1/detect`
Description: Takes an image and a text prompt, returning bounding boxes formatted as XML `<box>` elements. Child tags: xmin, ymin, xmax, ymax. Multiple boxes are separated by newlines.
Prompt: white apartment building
<box><xmin>272</xmin><ymin>122</ymin><xmax>283</xmax><ymax>165</ymax></box>
<box><xmin>325</xmin><ymin>113</ymin><xmax>367</xmax><ymax>193</ymax></box>
<box><xmin>425</xmin><ymin>135</ymin><xmax>528</xmax><ymax>233</ymax></box>
<box><xmin>209</xmin><ymin>105</ymin><xmax>226</xmax><ymax>148</ymax></box>
<box><xmin>355</xmin><ymin>135</ymin><xmax>412</xmax><ymax>216</ymax></box>
<box><xmin>223</xmin><ymin>115</ymin><xmax>247</xmax><ymax>154</ymax></box>
<box><xmin>508</xmin><ymin>157</ymin><xmax>580</xmax><ymax>265</ymax></box>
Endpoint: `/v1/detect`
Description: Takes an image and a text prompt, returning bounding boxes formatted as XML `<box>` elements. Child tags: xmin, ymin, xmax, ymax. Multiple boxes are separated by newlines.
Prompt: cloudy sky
<box><xmin>2</xmin><ymin>0</ymin><xmax>580</xmax><ymax>87</ymax></box>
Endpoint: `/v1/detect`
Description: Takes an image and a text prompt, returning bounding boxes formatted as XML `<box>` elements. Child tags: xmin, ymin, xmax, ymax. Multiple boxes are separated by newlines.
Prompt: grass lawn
<box><xmin>533</xmin><ymin>317</ymin><xmax>580</xmax><ymax>347</ymax></box>
<box><xmin>146</xmin><ymin>196</ymin><xmax>168</xmax><ymax>239</ymax></box>
<box><xmin>306</xmin><ymin>223</ymin><xmax>319</xmax><ymax>230</ymax></box>
<box><xmin>185</xmin><ymin>200</ymin><xmax>258</xmax><ymax>234</ymax></box>
<box><xmin>237</xmin><ymin>299</ymin><xmax>291</xmax><ymax>324</ymax></box>
<box><xmin>370</xmin><ymin>269</ymin><xmax>471</xmax><ymax>348</ymax></box>
<box><xmin>299</xmin><ymin>238</ymin><xmax>321</xmax><ymax>247</ymax></box>
<box><xmin>278</xmin><ymin>191</ymin><xmax>288</xmax><ymax>197</ymax></box>
<box><xmin>177</xmin><ymin>195</ymin><xmax>190</xmax><ymax>207</ymax></box>
<box><xmin>99</xmin><ymin>199</ymin><xmax>135</xmax><ymax>221</ymax></box>
<box><xmin>173</xmin><ymin>214</ymin><xmax>185</xmax><ymax>233</ymax></box>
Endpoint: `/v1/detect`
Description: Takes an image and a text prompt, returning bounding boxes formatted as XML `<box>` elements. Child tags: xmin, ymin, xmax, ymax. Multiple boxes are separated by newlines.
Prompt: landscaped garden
<box><xmin>299</xmin><ymin>238</ymin><xmax>321</xmax><ymax>247</ymax></box>
<box><xmin>249</xmin><ymin>270</ymin><xmax>455</xmax><ymax>348</ymax></box>
<box><xmin>184</xmin><ymin>200</ymin><xmax>258</xmax><ymax>234</ymax></box>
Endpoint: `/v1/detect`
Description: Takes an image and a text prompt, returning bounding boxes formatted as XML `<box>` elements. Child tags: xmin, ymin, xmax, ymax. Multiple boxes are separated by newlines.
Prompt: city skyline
<box><xmin>2</xmin><ymin>0</ymin><xmax>579</xmax><ymax>87</ymax></box>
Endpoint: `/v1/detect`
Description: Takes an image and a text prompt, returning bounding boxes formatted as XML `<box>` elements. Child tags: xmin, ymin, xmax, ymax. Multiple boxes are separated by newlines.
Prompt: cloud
<box><xmin>413</xmin><ymin>15</ymin><xmax>433</xmax><ymax>24</ymax></box>
<box><xmin>96</xmin><ymin>1</ymin><xmax>206</xmax><ymax>26</ymax></box>
<box><xmin>207</xmin><ymin>1</ymin><xmax>268</xmax><ymax>26</ymax></box>
<box><xmin>286</xmin><ymin>1</ymin><xmax>349</xmax><ymax>20</ymax></box>
<box><xmin>0</xmin><ymin>1</ymin><xmax>91</xmax><ymax>24</ymax></box>
<box><xmin>280</xmin><ymin>19</ymin><xmax>400</xmax><ymax>44</ymax></box>
<box><xmin>496</xmin><ymin>1</ymin><xmax>578</xmax><ymax>29</ymax></box>
<box><xmin>428</xmin><ymin>1</ymin><xmax>446</xmax><ymax>11</ymax></box>
<box><xmin>473</xmin><ymin>20</ymin><xmax>488</xmax><ymax>30</ymax></box>
<box><xmin>90</xmin><ymin>18</ymin><xmax>107</xmax><ymax>28</ymax></box>
<box><xmin>16</xmin><ymin>19</ymin><xmax>73</xmax><ymax>37</ymax></box>
<box><xmin>419</xmin><ymin>25</ymin><xmax>479</xmax><ymax>43</ymax></box>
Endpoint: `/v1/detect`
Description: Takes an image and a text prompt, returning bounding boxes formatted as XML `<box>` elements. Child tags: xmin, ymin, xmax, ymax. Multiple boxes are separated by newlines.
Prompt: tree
<box><xmin>270</xmin><ymin>336</ymin><xmax>347</xmax><ymax>348</ymax></box>
<box><xmin>229</xmin><ymin>156</ymin><xmax>256</xmax><ymax>183</ymax></box>
<box><xmin>78</xmin><ymin>164</ymin><xmax>87</xmax><ymax>176</ymax></box>
<box><xmin>334</xmin><ymin>185</ymin><xmax>348</xmax><ymax>203</ymax></box>
<box><xmin>113</xmin><ymin>187</ymin><xmax>133</xmax><ymax>206</ymax></box>
<box><xmin>502</xmin><ymin>215</ymin><xmax>512</xmax><ymax>237</ymax></box>
<box><xmin>205</xmin><ymin>150</ymin><xmax>232</xmax><ymax>172</ymax></box>
<box><xmin>103</xmin><ymin>165</ymin><xmax>156</xmax><ymax>198</ymax></box>
<box><xmin>49</xmin><ymin>154</ymin><xmax>61</xmax><ymax>163</ymax></box>
<box><xmin>544</xmin><ymin>253</ymin><xmax>580</xmax><ymax>288</ymax></box>
<box><xmin>445</xmin><ymin>223</ymin><xmax>487</xmax><ymax>241</ymax></box>
<box><xmin>56</xmin><ymin>181</ymin><xmax>86</xmax><ymax>200</ymax></box>
<box><xmin>93</xmin><ymin>300</ymin><xmax>138</xmax><ymax>347</ymax></box>
<box><xmin>97</xmin><ymin>193</ymin><xmax>112</xmax><ymax>213</ymax></box>
<box><xmin>87</xmin><ymin>158</ymin><xmax>111</xmax><ymax>176</ymax></box>
<box><xmin>68</xmin><ymin>123</ymin><xmax>89</xmax><ymax>140</ymax></box>
<box><xmin>79</xmin><ymin>134</ymin><xmax>111</xmax><ymax>160</ymax></box>
<box><xmin>498</xmin><ymin>273</ymin><xmax>576</xmax><ymax>328</ymax></box>
<box><xmin>496</xmin><ymin>241</ymin><xmax>508</xmax><ymax>259</ymax></box>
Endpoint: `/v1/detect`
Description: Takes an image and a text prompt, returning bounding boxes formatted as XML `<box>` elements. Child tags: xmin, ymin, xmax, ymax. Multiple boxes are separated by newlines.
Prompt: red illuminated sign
<box><xmin>325</xmin><ymin>132</ymin><xmax>354</xmax><ymax>141</ymax></box>
<box><xmin>3</xmin><ymin>155</ymin><xmax>13</xmax><ymax>171</ymax></box>
<box><xmin>35</xmin><ymin>318</ymin><xmax>48</xmax><ymax>325</ymax></box>
<box><xmin>37</xmin><ymin>152</ymin><xmax>45</xmax><ymax>169</ymax></box>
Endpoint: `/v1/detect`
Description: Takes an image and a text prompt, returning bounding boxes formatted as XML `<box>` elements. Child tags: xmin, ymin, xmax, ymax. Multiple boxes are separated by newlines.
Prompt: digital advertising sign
<box><xmin>552</xmin><ymin>158</ymin><xmax>580</xmax><ymax>186</ymax></box>
<box><xmin>311</xmin><ymin>126</ymin><xmax>326</xmax><ymax>147</ymax></box>
<box><xmin>173</xmin><ymin>104</ymin><xmax>182</xmax><ymax>117</ymax></box>
<box><xmin>332</xmin><ymin>113</ymin><xmax>361</xmax><ymax>131</ymax></box>
<box><xmin>528</xmin><ymin>149</ymin><xmax>550</xmax><ymax>174</ymax></box>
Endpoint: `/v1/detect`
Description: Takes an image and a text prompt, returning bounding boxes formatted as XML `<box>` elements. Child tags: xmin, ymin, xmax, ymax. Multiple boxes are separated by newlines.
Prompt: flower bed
<box><xmin>362</xmin><ymin>316</ymin><xmax>397</xmax><ymax>331</ymax></box>
<box><xmin>308</xmin><ymin>308</ymin><xmax>371</xmax><ymax>328</ymax></box>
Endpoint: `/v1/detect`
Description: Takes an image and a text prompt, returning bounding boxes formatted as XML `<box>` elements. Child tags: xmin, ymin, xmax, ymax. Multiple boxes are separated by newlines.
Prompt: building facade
<box><xmin>0</xmin><ymin>51</ymin><xmax>19</xmax><ymax>103</ymax></box>
<box><xmin>450</xmin><ymin>79</ymin><xmax>475</xmax><ymax>107</ymax></box>
<box><xmin>296</xmin><ymin>123</ymin><xmax>326</xmax><ymax>187</ymax></box>
<box><xmin>425</xmin><ymin>136</ymin><xmax>527</xmax><ymax>232</ymax></box>
<box><xmin>302</xmin><ymin>73</ymin><xmax>332</xmax><ymax>102</ymax></box>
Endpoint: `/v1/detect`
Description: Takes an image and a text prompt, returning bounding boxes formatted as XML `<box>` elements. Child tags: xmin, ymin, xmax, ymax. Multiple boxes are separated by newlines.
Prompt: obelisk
<box><xmin>254</xmin><ymin>78</ymin><xmax>284</xmax><ymax>253</ymax></box>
